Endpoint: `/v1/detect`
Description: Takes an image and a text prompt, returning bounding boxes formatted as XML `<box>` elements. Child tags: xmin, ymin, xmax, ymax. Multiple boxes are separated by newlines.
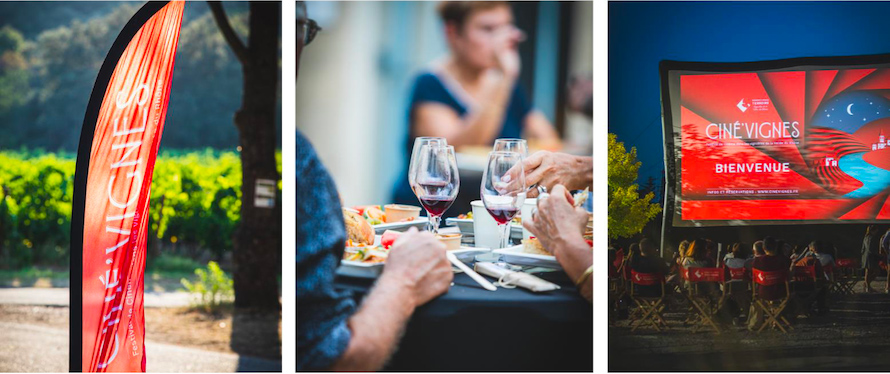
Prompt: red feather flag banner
<box><xmin>70</xmin><ymin>1</ymin><xmax>184</xmax><ymax>372</ymax></box>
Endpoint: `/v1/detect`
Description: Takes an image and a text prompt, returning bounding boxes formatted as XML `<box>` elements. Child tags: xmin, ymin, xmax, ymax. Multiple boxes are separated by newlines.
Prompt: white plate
<box><xmin>372</xmin><ymin>217</ymin><xmax>429</xmax><ymax>234</ymax></box>
<box><xmin>444</xmin><ymin>218</ymin><xmax>523</xmax><ymax>239</ymax></box>
<box><xmin>450</xmin><ymin>246</ymin><xmax>491</xmax><ymax>263</ymax></box>
<box><xmin>493</xmin><ymin>245</ymin><xmax>561</xmax><ymax>269</ymax></box>
<box><xmin>336</xmin><ymin>246</ymin><xmax>492</xmax><ymax>279</ymax></box>
<box><xmin>336</xmin><ymin>259</ymin><xmax>385</xmax><ymax>278</ymax></box>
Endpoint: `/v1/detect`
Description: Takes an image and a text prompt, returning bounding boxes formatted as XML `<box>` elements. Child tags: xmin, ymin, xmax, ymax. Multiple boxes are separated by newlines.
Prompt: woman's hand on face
<box><xmin>522</xmin><ymin>184</ymin><xmax>589</xmax><ymax>257</ymax></box>
<box><xmin>492</xmin><ymin>26</ymin><xmax>523</xmax><ymax>80</ymax></box>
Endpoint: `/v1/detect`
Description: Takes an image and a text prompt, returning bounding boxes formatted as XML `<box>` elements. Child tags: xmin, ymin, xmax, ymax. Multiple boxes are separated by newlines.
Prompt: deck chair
<box><xmin>751</xmin><ymin>268</ymin><xmax>793</xmax><ymax>333</ymax></box>
<box><xmin>724</xmin><ymin>266</ymin><xmax>751</xmax><ymax>320</ymax></box>
<box><xmin>832</xmin><ymin>258</ymin><xmax>858</xmax><ymax>295</ymax></box>
<box><xmin>629</xmin><ymin>270</ymin><xmax>667</xmax><ymax>331</ymax></box>
<box><xmin>791</xmin><ymin>265</ymin><xmax>819</xmax><ymax>316</ymax></box>
<box><xmin>681</xmin><ymin>267</ymin><xmax>728</xmax><ymax>333</ymax></box>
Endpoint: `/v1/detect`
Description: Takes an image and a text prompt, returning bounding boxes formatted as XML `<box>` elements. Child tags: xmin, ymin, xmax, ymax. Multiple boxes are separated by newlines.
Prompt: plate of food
<box><xmin>348</xmin><ymin>204</ymin><xmax>429</xmax><ymax>234</ymax></box>
<box><xmin>337</xmin><ymin>216</ymin><xmax>490</xmax><ymax>278</ymax></box>
<box><xmin>445</xmin><ymin>212</ymin><xmax>523</xmax><ymax>239</ymax></box>
<box><xmin>493</xmin><ymin>233</ymin><xmax>593</xmax><ymax>269</ymax></box>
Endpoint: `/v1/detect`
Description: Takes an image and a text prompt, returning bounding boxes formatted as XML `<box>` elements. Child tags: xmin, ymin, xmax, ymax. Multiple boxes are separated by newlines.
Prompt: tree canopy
<box><xmin>608</xmin><ymin>133</ymin><xmax>662</xmax><ymax>239</ymax></box>
<box><xmin>0</xmin><ymin>1</ymin><xmax>279</xmax><ymax>152</ymax></box>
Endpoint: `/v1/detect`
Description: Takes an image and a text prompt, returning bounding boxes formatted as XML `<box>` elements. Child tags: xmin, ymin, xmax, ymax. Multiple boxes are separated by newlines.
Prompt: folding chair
<box><xmin>751</xmin><ymin>268</ymin><xmax>793</xmax><ymax>333</ymax></box>
<box><xmin>615</xmin><ymin>260</ymin><xmax>633</xmax><ymax>319</ymax></box>
<box><xmin>832</xmin><ymin>258</ymin><xmax>858</xmax><ymax>295</ymax></box>
<box><xmin>608</xmin><ymin>263</ymin><xmax>622</xmax><ymax>321</ymax></box>
<box><xmin>628</xmin><ymin>270</ymin><xmax>667</xmax><ymax>331</ymax></box>
<box><xmin>728</xmin><ymin>267</ymin><xmax>747</xmax><ymax>282</ymax></box>
<box><xmin>791</xmin><ymin>265</ymin><xmax>819</xmax><ymax>316</ymax></box>
<box><xmin>724</xmin><ymin>266</ymin><xmax>751</xmax><ymax>320</ymax></box>
<box><xmin>681</xmin><ymin>267</ymin><xmax>728</xmax><ymax>333</ymax></box>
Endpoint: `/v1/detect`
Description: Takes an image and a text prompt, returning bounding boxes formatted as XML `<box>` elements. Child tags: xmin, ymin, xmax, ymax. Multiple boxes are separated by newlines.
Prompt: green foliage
<box><xmin>180</xmin><ymin>261</ymin><xmax>234</xmax><ymax>313</ymax></box>
<box><xmin>0</xmin><ymin>2</ymin><xmax>280</xmax><ymax>152</ymax></box>
<box><xmin>0</xmin><ymin>151</ymin><xmax>74</xmax><ymax>268</ymax></box>
<box><xmin>146</xmin><ymin>253</ymin><xmax>202</xmax><ymax>276</ymax></box>
<box><xmin>148</xmin><ymin>150</ymin><xmax>242</xmax><ymax>259</ymax></box>
<box><xmin>0</xmin><ymin>25</ymin><xmax>31</xmax><ymax>116</ymax></box>
<box><xmin>608</xmin><ymin>133</ymin><xmax>662</xmax><ymax>239</ymax></box>
<box><xmin>0</xmin><ymin>149</ymin><xmax>249</xmax><ymax>269</ymax></box>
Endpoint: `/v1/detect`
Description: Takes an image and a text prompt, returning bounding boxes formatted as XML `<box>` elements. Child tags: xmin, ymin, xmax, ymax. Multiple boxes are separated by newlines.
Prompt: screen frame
<box><xmin>660</xmin><ymin>53</ymin><xmax>890</xmax><ymax>227</ymax></box>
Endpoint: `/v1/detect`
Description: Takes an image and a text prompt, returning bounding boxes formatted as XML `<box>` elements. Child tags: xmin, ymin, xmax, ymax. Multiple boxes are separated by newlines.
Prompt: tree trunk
<box><xmin>228</xmin><ymin>2</ymin><xmax>281</xmax><ymax>309</ymax></box>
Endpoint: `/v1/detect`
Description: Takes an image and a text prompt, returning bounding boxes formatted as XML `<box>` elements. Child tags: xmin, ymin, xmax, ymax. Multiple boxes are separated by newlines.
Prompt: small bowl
<box><xmin>384</xmin><ymin>204</ymin><xmax>421</xmax><ymax>223</ymax></box>
<box><xmin>437</xmin><ymin>233</ymin><xmax>462</xmax><ymax>250</ymax></box>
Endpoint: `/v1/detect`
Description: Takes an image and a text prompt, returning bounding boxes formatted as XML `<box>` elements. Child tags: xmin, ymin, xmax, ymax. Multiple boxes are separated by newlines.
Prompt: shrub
<box><xmin>0</xmin><ymin>149</ymin><xmax>281</xmax><ymax>269</ymax></box>
<box><xmin>180</xmin><ymin>261</ymin><xmax>233</xmax><ymax>313</ymax></box>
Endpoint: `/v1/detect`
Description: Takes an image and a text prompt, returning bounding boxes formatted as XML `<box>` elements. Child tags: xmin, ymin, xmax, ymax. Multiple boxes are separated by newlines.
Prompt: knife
<box><xmin>446</xmin><ymin>251</ymin><xmax>497</xmax><ymax>291</ymax></box>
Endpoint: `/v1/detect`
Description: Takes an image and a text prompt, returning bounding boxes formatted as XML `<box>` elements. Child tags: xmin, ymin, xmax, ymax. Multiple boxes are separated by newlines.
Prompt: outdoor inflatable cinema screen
<box><xmin>661</xmin><ymin>55</ymin><xmax>890</xmax><ymax>226</ymax></box>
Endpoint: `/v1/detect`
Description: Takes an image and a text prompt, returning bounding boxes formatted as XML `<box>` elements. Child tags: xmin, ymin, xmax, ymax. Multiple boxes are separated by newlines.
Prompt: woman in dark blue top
<box><xmin>392</xmin><ymin>2</ymin><xmax>560</xmax><ymax>209</ymax></box>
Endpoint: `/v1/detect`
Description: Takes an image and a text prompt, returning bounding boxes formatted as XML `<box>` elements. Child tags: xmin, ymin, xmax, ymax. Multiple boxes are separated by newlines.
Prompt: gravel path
<box><xmin>0</xmin><ymin>321</ymin><xmax>280</xmax><ymax>372</ymax></box>
<box><xmin>0</xmin><ymin>287</ymin><xmax>191</xmax><ymax>308</ymax></box>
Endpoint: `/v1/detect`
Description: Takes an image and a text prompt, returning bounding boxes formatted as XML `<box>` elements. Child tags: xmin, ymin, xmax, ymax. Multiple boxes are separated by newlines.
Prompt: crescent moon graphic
<box><xmin>847</xmin><ymin>103</ymin><xmax>854</xmax><ymax>115</ymax></box>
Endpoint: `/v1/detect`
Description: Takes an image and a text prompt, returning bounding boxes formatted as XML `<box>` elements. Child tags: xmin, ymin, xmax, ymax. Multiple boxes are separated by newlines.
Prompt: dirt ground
<box><xmin>0</xmin><ymin>305</ymin><xmax>281</xmax><ymax>360</ymax></box>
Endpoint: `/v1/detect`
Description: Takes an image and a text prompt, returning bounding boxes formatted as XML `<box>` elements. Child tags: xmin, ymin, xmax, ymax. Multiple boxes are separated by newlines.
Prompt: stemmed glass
<box><xmin>493</xmin><ymin>138</ymin><xmax>529</xmax><ymax>232</ymax></box>
<box><xmin>493</xmin><ymin>138</ymin><xmax>528</xmax><ymax>157</ymax></box>
<box><xmin>408</xmin><ymin>137</ymin><xmax>447</xmax><ymax>232</ymax></box>
<box><xmin>481</xmin><ymin>151</ymin><xmax>526</xmax><ymax>252</ymax></box>
<box><xmin>412</xmin><ymin>144</ymin><xmax>459</xmax><ymax>235</ymax></box>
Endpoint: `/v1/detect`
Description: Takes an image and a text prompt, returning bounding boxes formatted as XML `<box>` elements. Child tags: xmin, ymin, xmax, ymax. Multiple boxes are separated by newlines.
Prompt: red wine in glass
<box><xmin>486</xmin><ymin>205</ymin><xmax>519</xmax><ymax>225</ymax></box>
<box><xmin>419</xmin><ymin>196</ymin><xmax>455</xmax><ymax>217</ymax></box>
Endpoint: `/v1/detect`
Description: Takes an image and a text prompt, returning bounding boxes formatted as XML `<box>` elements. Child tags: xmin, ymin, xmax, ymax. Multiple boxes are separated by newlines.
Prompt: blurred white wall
<box><xmin>297</xmin><ymin>1</ymin><xmax>446</xmax><ymax>207</ymax></box>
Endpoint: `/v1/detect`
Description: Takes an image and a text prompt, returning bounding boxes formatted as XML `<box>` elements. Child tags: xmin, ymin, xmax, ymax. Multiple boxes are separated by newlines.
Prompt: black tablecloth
<box><xmin>335</xmin><ymin>269</ymin><xmax>593</xmax><ymax>371</ymax></box>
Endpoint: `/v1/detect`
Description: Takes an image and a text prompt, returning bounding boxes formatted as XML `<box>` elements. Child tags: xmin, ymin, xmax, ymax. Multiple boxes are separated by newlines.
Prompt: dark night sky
<box><xmin>609</xmin><ymin>1</ymin><xmax>890</xmax><ymax>191</ymax></box>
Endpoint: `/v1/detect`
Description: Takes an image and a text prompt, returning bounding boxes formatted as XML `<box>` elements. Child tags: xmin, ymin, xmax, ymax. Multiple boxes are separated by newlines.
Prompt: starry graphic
<box><xmin>811</xmin><ymin>91</ymin><xmax>890</xmax><ymax>133</ymax></box>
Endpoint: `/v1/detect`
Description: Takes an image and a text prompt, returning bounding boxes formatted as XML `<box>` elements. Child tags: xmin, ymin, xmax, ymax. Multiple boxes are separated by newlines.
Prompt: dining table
<box><xmin>333</xmin><ymin>227</ymin><xmax>593</xmax><ymax>371</ymax></box>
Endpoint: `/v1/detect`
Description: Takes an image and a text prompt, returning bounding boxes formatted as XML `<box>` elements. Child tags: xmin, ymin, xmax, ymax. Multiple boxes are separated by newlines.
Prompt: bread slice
<box><xmin>522</xmin><ymin>237</ymin><xmax>551</xmax><ymax>256</ymax></box>
<box><xmin>343</xmin><ymin>208</ymin><xmax>374</xmax><ymax>245</ymax></box>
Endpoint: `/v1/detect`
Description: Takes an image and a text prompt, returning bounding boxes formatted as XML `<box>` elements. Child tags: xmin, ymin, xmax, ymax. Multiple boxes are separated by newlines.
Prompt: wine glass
<box><xmin>481</xmin><ymin>151</ymin><xmax>525</xmax><ymax>254</ymax></box>
<box><xmin>408</xmin><ymin>137</ymin><xmax>447</xmax><ymax>187</ymax></box>
<box><xmin>493</xmin><ymin>138</ymin><xmax>528</xmax><ymax>157</ymax></box>
<box><xmin>494</xmin><ymin>138</ymin><xmax>529</xmax><ymax>232</ymax></box>
<box><xmin>408</xmin><ymin>137</ymin><xmax>447</xmax><ymax>231</ymax></box>
<box><xmin>413</xmin><ymin>144</ymin><xmax>459</xmax><ymax>235</ymax></box>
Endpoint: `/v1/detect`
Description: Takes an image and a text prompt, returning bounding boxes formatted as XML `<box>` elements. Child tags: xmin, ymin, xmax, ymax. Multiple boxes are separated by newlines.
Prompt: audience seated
<box><xmin>630</xmin><ymin>239</ymin><xmax>670</xmax><ymax>298</ymax></box>
<box><xmin>793</xmin><ymin>240</ymin><xmax>830</xmax><ymax>315</ymax></box>
<box><xmin>748</xmin><ymin>236</ymin><xmax>792</xmax><ymax>330</ymax></box>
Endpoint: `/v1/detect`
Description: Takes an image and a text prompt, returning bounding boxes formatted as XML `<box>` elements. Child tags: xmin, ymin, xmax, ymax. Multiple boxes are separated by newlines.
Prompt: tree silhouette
<box><xmin>208</xmin><ymin>1</ymin><xmax>281</xmax><ymax>309</ymax></box>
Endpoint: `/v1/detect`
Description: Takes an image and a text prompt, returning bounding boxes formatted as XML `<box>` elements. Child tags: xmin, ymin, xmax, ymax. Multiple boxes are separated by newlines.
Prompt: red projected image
<box><xmin>673</xmin><ymin>66</ymin><xmax>890</xmax><ymax>224</ymax></box>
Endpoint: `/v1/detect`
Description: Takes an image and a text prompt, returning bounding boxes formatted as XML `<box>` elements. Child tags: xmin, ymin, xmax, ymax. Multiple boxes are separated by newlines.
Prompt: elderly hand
<box><xmin>513</xmin><ymin>151</ymin><xmax>592</xmax><ymax>197</ymax></box>
<box><xmin>523</xmin><ymin>184</ymin><xmax>589</xmax><ymax>258</ymax></box>
<box><xmin>381</xmin><ymin>227</ymin><xmax>453</xmax><ymax>307</ymax></box>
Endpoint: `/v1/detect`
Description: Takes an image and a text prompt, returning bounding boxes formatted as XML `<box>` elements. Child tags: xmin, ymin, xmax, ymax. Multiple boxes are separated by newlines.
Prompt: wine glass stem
<box><xmin>430</xmin><ymin>215</ymin><xmax>440</xmax><ymax>236</ymax></box>
<box><xmin>500</xmin><ymin>223</ymin><xmax>510</xmax><ymax>249</ymax></box>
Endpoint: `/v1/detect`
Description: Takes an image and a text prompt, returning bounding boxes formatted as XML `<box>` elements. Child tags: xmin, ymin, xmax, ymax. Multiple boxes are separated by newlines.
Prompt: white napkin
<box><xmin>474</xmin><ymin>262</ymin><xmax>561</xmax><ymax>292</ymax></box>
